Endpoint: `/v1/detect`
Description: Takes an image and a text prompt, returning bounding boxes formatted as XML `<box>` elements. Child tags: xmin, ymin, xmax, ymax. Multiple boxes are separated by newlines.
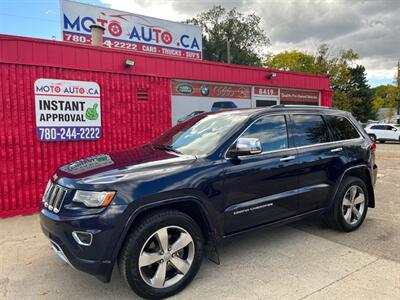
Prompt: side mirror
<box><xmin>392</xmin><ymin>128</ymin><xmax>397</xmax><ymax>131</ymax></box>
<box><xmin>228</xmin><ymin>137</ymin><xmax>262</xmax><ymax>158</ymax></box>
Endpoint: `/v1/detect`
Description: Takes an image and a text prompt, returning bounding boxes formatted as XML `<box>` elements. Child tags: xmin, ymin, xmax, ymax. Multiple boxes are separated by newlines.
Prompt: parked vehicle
<box><xmin>364</xmin><ymin>123</ymin><xmax>400</xmax><ymax>143</ymax></box>
<box><xmin>177</xmin><ymin>110</ymin><xmax>205</xmax><ymax>124</ymax></box>
<box><xmin>211</xmin><ymin>101</ymin><xmax>237</xmax><ymax>112</ymax></box>
<box><xmin>40</xmin><ymin>105</ymin><xmax>377</xmax><ymax>299</ymax></box>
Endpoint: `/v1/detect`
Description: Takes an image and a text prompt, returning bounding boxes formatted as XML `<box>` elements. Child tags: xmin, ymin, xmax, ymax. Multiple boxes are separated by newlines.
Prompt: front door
<box><xmin>222</xmin><ymin>114</ymin><xmax>299</xmax><ymax>234</ymax></box>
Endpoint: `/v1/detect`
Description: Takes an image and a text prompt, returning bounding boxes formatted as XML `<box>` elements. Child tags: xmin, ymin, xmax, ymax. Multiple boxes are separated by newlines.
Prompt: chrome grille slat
<box><xmin>42</xmin><ymin>182</ymin><xmax>67</xmax><ymax>214</ymax></box>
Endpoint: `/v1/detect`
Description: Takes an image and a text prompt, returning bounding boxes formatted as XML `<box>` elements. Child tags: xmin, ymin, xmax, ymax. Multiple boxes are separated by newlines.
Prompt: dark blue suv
<box><xmin>40</xmin><ymin>105</ymin><xmax>377</xmax><ymax>299</ymax></box>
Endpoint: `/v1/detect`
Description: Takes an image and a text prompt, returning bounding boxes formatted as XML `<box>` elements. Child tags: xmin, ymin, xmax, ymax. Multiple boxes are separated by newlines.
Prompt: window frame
<box><xmin>288</xmin><ymin>113</ymin><xmax>333</xmax><ymax>147</ymax></box>
<box><xmin>322</xmin><ymin>114</ymin><xmax>362</xmax><ymax>142</ymax></box>
<box><xmin>224</xmin><ymin>112</ymin><xmax>364</xmax><ymax>160</ymax></box>
<box><xmin>224</xmin><ymin>113</ymin><xmax>292</xmax><ymax>159</ymax></box>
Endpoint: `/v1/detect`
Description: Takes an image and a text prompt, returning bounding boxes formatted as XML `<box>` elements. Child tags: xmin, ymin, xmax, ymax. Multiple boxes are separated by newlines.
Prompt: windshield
<box><xmin>150</xmin><ymin>113</ymin><xmax>248</xmax><ymax>156</ymax></box>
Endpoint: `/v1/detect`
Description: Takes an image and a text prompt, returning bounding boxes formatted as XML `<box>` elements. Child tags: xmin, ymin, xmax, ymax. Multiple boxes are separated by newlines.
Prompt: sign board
<box><xmin>171</xmin><ymin>80</ymin><xmax>252</xmax><ymax>125</ymax></box>
<box><xmin>61</xmin><ymin>0</ymin><xmax>202</xmax><ymax>60</ymax></box>
<box><xmin>34</xmin><ymin>79</ymin><xmax>101</xmax><ymax>141</ymax></box>
<box><xmin>254</xmin><ymin>87</ymin><xmax>279</xmax><ymax>97</ymax></box>
<box><xmin>171</xmin><ymin>80</ymin><xmax>251</xmax><ymax>99</ymax></box>
<box><xmin>280</xmin><ymin>89</ymin><xmax>320</xmax><ymax>105</ymax></box>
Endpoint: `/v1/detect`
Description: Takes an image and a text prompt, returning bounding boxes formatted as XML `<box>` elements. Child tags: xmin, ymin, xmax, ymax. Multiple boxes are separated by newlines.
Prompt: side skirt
<box><xmin>223</xmin><ymin>208</ymin><xmax>327</xmax><ymax>239</ymax></box>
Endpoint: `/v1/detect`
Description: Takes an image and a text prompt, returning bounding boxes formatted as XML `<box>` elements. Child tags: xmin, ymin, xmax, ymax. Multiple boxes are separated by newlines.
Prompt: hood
<box><xmin>55</xmin><ymin>145</ymin><xmax>197</xmax><ymax>184</ymax></box>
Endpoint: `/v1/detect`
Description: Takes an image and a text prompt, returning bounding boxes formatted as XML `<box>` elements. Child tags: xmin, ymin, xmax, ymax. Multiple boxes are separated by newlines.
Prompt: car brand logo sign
<box><xmin>176</xmin><ymin>83</ymin><xmax>194</xmax><ymax>95</ymax></box>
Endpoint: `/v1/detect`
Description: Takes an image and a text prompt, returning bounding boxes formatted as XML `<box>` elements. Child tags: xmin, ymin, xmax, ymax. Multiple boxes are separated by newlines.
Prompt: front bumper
<box><xmin>40</xmin><ymin>205</ymin><xmax>127</xmax><ymax>282</ymax></box>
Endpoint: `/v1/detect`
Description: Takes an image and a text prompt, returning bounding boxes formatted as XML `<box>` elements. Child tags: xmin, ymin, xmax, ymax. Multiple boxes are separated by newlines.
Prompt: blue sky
<box><xmin>0</xmin><ymin>0</ymin><xmax>396</xmax><ymax>88</ymax></box>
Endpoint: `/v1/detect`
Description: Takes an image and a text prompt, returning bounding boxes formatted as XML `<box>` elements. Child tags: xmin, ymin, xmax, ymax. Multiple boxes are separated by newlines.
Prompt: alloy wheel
<box><xmin>138</xmin><ymin>226</ymin><xmax>195</xmax><ymax>289</ymax></box>
<box><xmin>342</xmin><ymin>185</ymin><xmax>365</xmax><ymax>225</ymax></box>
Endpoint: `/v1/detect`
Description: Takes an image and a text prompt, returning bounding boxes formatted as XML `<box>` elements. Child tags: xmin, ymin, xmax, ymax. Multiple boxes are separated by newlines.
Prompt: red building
<box><xmin>0</xmin><ymin>34</ymin><xmax>332</xmax><ymax>217</ymax></box>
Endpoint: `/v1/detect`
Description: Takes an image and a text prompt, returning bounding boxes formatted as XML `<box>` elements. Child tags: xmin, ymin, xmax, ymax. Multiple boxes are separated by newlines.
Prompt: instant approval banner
<box><xmin>34</xmin><ymin>79</ymin><xmax>101</xmax><ymax>141</ymax></box>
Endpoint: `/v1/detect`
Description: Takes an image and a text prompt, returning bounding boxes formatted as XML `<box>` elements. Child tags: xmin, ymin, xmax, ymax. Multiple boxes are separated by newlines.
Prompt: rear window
<box><xmin>291</xmin><ymin>114</ymin><xmax>330</xmax><ymax>147</ymax></box>
<box><xmin>325</xmin><ymin>115</ymin><xmax>360</xmax><ymax>141</ymax></box>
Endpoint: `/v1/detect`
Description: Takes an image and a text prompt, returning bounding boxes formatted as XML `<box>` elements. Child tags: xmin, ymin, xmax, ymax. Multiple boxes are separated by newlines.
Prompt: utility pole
<box><xmin>224</xmin><ymin>33</ymin><xmax>231</xmax><ymax>64</ymax></box>
<box><xmin>397</xmin><ymin>61</ymin><xmax>400</xmax><ymax>124</ymax></box>
<box><xmin>226</xmin><ymin>38</ymin><xmax>231</xmax><ymax>64</ymax></box>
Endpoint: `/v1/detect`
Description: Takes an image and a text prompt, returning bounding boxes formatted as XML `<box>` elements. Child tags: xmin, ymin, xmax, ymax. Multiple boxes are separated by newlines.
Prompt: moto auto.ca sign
<box><xmin>61</xmin><ymin>0</ymin><xmax>202</xmax><ymax>60</ymax></box>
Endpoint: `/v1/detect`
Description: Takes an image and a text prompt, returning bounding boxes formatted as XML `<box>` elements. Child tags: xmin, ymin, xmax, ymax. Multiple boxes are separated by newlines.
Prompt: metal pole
<box><xmin>397</xmin><ymin>61</ymin><xmax>400</xmax><ymax>124</ymax></box>
<box><xmin>227</xmin><ymin>38</ymin><xmax>231</xmax><ymax>64</ymax></box>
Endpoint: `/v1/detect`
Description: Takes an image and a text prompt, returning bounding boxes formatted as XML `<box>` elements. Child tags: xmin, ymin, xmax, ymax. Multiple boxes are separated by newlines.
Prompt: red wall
<box><xmin>0</xmin><ymin>63</ymin><xmax>170</xmax><ymax>217</ymax></box>
<box><xmin>0</xmin><ymin>35</ymin><xmax>332</xmax><ymax>217</ymax></box>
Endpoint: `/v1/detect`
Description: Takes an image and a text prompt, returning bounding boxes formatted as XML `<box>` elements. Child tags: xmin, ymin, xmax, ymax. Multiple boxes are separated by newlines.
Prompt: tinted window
<box><xmin>325</xmin><ymin>115</ymin><xmax>360</xmax><ymax>141</ymax></box>
<box><xmin>291</xmin><ymin>114</ymin><xmax>330</xmax><ymax>147</ymax></box>
<box><xmin>371</xmin><ymin>125</ymin><xmax>385</xmax><ymax>130</ymax></box>
<box><xmin>241</xmin><ymin>115</ymin><xmax>288</xmax><ymax>152</ymax></box>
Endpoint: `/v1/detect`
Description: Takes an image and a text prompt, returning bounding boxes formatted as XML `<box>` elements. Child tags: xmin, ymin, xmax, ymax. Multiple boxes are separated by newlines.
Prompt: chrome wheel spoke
<box><xmin>349</xmin><ymin>186</ymin><xmax>357</xmax><ymax>202</ymax></box>
<box><xmin>344</xmin><ymin>207</ymin><xmax>352</xmax><ymax>222</ymax></box>
<box><xmin>352</xmin><ymin>206</ymin><xmax>362</xmax><ymax>220</ymax></box>
<box><xmin>343</xmin><ymin>197</ymin><xmax>352</xmax><ymax>207</ymax></box>
<box><xmin>354</xmin><ymin>194</ymin><xmax>365</xmax><ymax>205</ymax></box>
<box><xmin>151</xmin><ymin>261</ymin><xmax>167</xmax><ymax>288</ymax></box>
<box><xmin>155</xmin><ymin>228</ymin><xmax>169</xmax><ymax>252</ymax></box>
<box><xmin>170</xmin><ymin>256</ymin><xmax>190</xmax><ymax>275</ymax></box>
<box><xmin>170</xmin><ymin>232</ymin><xmax>192</xmax><ymax>253</ymax></box>
<box><xmin>139</xmin><ymin>252</ymin><xmax>163</xmax><ymax>267</ymax></box>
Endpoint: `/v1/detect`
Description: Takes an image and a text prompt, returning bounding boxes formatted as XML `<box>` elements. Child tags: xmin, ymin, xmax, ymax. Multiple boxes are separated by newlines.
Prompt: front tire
<box><xmin>118</xmin><ymin>209</ymin><xmax>204</xmax><ymax>299</ymax></box>
<box><xmin>325</xmin><ymin>176</ymin><xmax>369</xmax><ymax>232</ymax></box>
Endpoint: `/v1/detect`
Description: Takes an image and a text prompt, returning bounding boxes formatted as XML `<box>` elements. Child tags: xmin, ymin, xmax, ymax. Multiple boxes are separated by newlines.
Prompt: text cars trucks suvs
<box><xmin>40</xmin><ymin>106</ymin><xmax>377</xmax><ymax>299</ymax></box>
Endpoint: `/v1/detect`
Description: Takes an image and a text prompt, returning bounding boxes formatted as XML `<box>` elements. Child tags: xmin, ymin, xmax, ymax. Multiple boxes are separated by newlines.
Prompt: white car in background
<box><xmin>365</xmin><ymin>123</ymin><xmax>400</xmax><ymax>143</ymax></box>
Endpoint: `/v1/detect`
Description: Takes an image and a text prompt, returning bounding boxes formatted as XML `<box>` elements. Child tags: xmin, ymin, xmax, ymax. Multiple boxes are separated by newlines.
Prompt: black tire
<box><xmin>368</xmin><ymin>134</ymin><xmax>376</xmax><ymax>142</ymax></box>
<box><xmin>118</xmin><ymin>209</ymin><xmax>204</xmax><ymax>299</ymax></box>
<box><xmin>325</xmin><ymin>176</ymin><xmax>369</xmax><ymax>232</ymax></box>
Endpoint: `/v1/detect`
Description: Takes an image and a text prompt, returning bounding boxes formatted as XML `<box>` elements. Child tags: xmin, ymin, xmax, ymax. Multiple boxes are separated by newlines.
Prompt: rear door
<box><xmin>289</xmin><ymin>113</ymin><xmax>348</xmax><ymax>212</ymax></box>
<box><xmin>385</xmin><ymin>125</ymin><xmax>399</xmax><ymax>140</ymax></box>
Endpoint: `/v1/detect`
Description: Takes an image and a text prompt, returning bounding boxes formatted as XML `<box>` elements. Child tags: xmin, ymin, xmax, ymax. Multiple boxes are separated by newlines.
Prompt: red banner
<box><xmin>171</xmin><ymin>81</ymin><xmax>251</xmax><ymax>99</ymax></box>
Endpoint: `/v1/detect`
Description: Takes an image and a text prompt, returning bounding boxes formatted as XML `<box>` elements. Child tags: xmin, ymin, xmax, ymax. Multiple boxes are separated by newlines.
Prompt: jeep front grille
<box><xmin>42</xmin><ymin>182</ymin><xmax>67</xmax><ymax>213</ymax></box>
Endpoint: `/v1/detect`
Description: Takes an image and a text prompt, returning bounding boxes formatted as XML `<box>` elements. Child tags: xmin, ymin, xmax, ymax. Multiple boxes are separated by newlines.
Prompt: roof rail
<box><xmin>270</xmin><ymin>104</ymin><xmax>332</xmax><ymax>109</ymax></box>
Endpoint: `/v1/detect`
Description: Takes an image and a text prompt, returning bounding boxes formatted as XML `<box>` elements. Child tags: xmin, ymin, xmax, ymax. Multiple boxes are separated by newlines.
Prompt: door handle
<box><xmin>280</xmin><ymin>155</ymin><xmax>296</xmax><ymax>162</ymax></box>
<box><xmin>330</xmin><ymin>147</ymin><xmax>343</xmax><ymax>153</ymax></box>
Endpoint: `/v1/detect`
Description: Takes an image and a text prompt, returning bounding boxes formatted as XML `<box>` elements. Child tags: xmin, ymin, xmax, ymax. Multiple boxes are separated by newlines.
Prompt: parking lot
<box><xmin>1</xmin><ymin>143</ymin><xmax>399</xmax><ymax>300</ymax></box>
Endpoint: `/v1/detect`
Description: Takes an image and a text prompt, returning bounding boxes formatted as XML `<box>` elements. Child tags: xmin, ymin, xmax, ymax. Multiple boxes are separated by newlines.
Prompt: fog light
<box><xmin>72</xmin><ymin>231</ymin><xmax>93</xmax><ymax>246</ymax></box>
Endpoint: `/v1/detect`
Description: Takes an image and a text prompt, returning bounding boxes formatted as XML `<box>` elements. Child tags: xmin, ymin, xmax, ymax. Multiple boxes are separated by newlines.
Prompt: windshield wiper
<box><xmin>152</xmin><ymin>144</ymin><xmax>183</xmax><ymax>154</ymax></box>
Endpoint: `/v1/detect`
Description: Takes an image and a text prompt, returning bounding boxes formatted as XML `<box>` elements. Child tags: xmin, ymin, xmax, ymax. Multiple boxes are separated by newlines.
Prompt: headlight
<box><xmin>72</xmin><ymin>190</ymin><xmax>116</xmax><ymax>207</ymax></box>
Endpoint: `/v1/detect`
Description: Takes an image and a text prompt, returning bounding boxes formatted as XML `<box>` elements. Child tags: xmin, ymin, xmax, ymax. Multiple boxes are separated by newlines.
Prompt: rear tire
<box><xmin>118</xmin><ymin>209</ymin><xmax>204</xmax><ymax>299</ymax></box>
<box><xmin>325</xmin><ymin>176</ymin><xmax>369</xmax><ymax>232</ymax></box>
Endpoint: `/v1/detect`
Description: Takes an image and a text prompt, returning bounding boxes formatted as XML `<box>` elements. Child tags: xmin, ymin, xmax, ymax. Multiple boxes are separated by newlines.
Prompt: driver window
<box><xmin>241</xmin><ymin>115</ymin><xmax>288</xmax><ymax>152</ymax></box>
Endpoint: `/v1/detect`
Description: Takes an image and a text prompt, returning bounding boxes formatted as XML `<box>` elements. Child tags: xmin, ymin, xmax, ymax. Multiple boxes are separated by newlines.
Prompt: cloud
<box><xmin>100</xmin><ymin>0</ymin><xmax>400</xmax><ymax>83</ymax></box>
<box><xmin>45</xmin><ymin>9</ymin><xmax>56</xmax><ymax>15</ymax></box>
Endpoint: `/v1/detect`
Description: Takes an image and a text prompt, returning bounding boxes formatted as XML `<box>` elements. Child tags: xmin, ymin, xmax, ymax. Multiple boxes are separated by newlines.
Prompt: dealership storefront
<box><xmin>0</xmin><ymin>1</ymin><xmax>332</xmax><ymax>218</ymax></box>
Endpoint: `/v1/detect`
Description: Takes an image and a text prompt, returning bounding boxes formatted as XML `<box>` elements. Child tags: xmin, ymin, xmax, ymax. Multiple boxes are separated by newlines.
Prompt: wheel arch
<box><xmin>331</xmin><ymin>165</ymin><xmax>375</xmax><ymax>209</ymax></box>
<box><xmin>112</xmin><ymin>197</ymin><xmax>220</xmax><ymax>271</ymax></box>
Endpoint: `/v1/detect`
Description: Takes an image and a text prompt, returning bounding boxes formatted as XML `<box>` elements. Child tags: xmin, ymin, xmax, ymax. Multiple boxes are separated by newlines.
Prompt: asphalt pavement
<box><xmin>1</xmin><ymin>143</ymin><xmax>399</xmax><ymax>300</ymax></box>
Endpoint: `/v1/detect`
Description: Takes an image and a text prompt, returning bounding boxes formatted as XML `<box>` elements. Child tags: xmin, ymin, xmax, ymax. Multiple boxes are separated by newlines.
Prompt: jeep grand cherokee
<box><xmin>40</xmin><ymin>105</ymin><xmax>377</xmax><ymax>299</ymax></box>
